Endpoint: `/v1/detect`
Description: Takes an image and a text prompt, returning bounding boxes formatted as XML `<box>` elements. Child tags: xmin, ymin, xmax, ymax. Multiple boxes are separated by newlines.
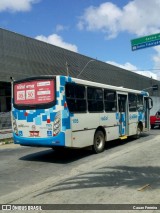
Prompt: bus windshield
<box><xmin>13</xmin><ymin>78</ymin><xmax>55</xmax><ymax>109</ymax></box>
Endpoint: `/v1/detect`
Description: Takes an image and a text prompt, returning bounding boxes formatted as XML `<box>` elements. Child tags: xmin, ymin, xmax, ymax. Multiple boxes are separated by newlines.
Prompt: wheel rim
<box><xmin>95</xmin><ymin>135</ymin><xmax>103</xmax><ymax>149</ymax></box>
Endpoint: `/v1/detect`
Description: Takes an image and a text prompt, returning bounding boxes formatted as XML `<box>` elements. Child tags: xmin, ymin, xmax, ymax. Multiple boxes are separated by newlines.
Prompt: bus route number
<box><xmin>73</xmin><ymin>118</ymin><xmax>79</xmax><ymax>124</ymax></box>
<box><xmin>26</xmin><ymin>90</ymin><xmax>35</xmax><ymax>100</ymax></box>
<box><xmin>17</xmin><ymin>91</ymin><xmax>25</xmax><ymax>100</ymax></box>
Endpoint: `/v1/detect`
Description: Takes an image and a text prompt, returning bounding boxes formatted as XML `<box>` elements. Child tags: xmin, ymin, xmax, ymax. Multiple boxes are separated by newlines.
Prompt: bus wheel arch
<box><xmin>92</xmin><ymin>126</ymin><xmax>106</xmax><ymax>154</ymax></box>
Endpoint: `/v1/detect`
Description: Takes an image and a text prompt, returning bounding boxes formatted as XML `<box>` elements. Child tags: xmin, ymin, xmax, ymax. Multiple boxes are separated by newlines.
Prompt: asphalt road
<box><xmin>0</xmin><ymin>129</ymin><xmax>160</xmax><ymax>212</ymax></box>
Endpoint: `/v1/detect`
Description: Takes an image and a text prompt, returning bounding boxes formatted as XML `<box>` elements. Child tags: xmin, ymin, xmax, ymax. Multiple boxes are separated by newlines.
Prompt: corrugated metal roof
<box><xmin>0</xmin><ymin>28</ymin><xmax>159</xmax><ymax>96</ymax></box>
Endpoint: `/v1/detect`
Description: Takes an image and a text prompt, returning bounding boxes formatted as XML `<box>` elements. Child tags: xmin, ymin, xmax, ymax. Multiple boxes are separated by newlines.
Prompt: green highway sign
<box><xmin>131</xmin><ymin>33</ymin><xmax>160</xmax><ymax>45</ymax></box>
<box><xmin>131</xmin><ymin>33</ymin><xmax>160</xmax><ymax>51</ymax></box>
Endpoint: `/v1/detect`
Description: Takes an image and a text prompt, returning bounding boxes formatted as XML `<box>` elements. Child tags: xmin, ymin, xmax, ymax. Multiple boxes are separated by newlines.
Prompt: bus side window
<box><xmin>137</xmin><ymin>94</ymin><xmax>143</xmax><ymax>111</ymax></box>
<box><xmin>87</xmin><ymin>87</ymin><xmax>103</xmax><ymax>112</ymax></box>
<box><xmin>65</xmin><ymin>83</ymin><xmax>86</xmax><ymax>113</ymax></box>
<box><xmin>104</xmin><ymin>89</ymin><xmax>117</xmax><ymax>112</ymax></box>
<box><xmin>66</xmin><ymin>84</ymin><xmax>74</xmax><ymax>98</ymax></box>
<box><xmin>128</xmin><ymin>93</ymin><xmax>137</xmax><ymax>112</ymax></box>
<box><xmin>75</xmin><ymin>84</ymin><xmax>87</xmax><ymax>112</ymax></box>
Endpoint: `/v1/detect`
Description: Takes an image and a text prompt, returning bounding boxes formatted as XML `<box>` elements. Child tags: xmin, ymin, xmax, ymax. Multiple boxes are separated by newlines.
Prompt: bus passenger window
<box><xmin>128</xmin><ymin>93</ymin><xmax>137</xmax><ymax>112</ymax></box>
<box><xmin>65</xmin><ymin>83</ymin><xmax>86</xmax><ymax>113</ymax></box>
<box><xmin>104</xmin><ymin>90</ymin><xmax>117</xmax><ymax>112</ymax></box>
<box><xmin>87</xmin><ymin>87</ymin><xmax>103</xmax><ymax>112</ymax></box>
<box><xmin>137</xmin><ymin>94</ymin><xmax>143</xmax><ymax>111</ymax></box>
<box><xmin>66</xmin><ymin>84</ymin><xmax>74</xmax><ymax>98</ymax></box>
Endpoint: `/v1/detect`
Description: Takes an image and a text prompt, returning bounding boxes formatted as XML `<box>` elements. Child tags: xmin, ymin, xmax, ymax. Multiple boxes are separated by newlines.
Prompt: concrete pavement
<box><xmin>0</xmin><ymin>131</ymin><xmax>160</xmax><ymax>212</ymax></box>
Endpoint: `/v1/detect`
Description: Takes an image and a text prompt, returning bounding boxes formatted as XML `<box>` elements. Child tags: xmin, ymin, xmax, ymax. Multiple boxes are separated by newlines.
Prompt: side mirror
<box><xmin>148</xmin><ymin>97</ymin><xmax>153</xmax><ymax>110</ymax></box>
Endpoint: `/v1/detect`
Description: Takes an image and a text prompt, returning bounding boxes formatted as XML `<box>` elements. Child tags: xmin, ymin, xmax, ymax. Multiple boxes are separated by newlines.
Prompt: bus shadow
<box><xmin>19</xmin><ymin>134</ymin><xmax>149</xmax><ymax>164</ymax></box>
<box><xmin>19</xmin><ymin>148</ymin><xmax>93</xmax><ymax>164</ymax></box>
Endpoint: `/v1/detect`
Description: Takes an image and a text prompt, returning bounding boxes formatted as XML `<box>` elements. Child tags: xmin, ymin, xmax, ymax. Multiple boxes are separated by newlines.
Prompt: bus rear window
<box><xmin>14</xmin><ymin>79</ymin><xmax>55</xmax><ymax>108</ymax></box>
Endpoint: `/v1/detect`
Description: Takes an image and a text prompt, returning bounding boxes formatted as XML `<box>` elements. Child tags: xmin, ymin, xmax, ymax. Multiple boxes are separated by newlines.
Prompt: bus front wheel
<box><xmin>135</xmin><ymin>126</ymin><xmax>141</xmax><ymax>139</ymax></box>
<box><xmin>92</xmin><ymin>131</ymin><xmax>105</xmax><ymax>154</ymax></box>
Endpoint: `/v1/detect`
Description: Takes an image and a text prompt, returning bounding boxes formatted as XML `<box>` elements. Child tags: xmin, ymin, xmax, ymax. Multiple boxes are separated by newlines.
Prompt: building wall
<box><xmin>150</xmin><ymin>96</ymin><xmax>160</xmax><ymax>116</ymax></box>
<box><xmin>0</xmin><ymin>28</ymin><xmax>160</xmax><ymax>96</ymax></box>
<box><xmin>0</xmin><ymin>82</ymin><xmax>11</xmax><ymax>112</ymax></box>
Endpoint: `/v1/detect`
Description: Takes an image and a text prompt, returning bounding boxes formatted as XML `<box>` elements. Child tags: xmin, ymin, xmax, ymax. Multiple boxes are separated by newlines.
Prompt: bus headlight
<box><xmin>12</xmin><ymin>115</ymin><xmax>18</xmax><ymax>135</ymax></box>
<box><xmin>53</xmin><ymin>112</ymin><xmax>61</xmax><ymax>136</ymax></box>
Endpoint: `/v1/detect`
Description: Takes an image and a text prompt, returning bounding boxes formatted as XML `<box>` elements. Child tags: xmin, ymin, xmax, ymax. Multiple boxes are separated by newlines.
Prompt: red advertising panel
<box><xmin>14</xmin><ymin>79</ymin><xmax>55</xmax><ymax>105</ymax></box>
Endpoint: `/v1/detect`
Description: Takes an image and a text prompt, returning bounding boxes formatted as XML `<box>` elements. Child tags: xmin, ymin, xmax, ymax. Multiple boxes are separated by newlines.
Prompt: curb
<box><xmin>0</xmin><ymin>139</ymin><xmax>13</xmax><ymax>146</ymax></box>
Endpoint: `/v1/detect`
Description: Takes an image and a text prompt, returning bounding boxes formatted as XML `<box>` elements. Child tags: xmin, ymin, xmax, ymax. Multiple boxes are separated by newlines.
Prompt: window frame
<box><xmin>87</xmin><ymin>86</ymin><xmax>104</xmax><ymax>113</ymax></box>
<box><xmin>128</xmin><ymin>93</ymin><xmax>137</xmax><ymax>112</ymax></box>
<box><xmin>65</xmin><ymin>83</ymin><xmax>87</xmax><ymax>113</ymax></box>
<box><xmin>137</xmin><ymin>94</ymin><xmax>144</xmax><ymax>111</ymax></box>
<box><xmin>104</xmin><ymin>89</ymin><xmax>117</xmax><ymax>112</ymax></box>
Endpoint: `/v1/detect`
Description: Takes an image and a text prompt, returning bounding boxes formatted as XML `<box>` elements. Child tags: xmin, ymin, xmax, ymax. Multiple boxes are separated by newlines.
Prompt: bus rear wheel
<box><xmin>92</xmin><ymin>131</ymin><xmax>105</xmax><ymax>154</ymax></box>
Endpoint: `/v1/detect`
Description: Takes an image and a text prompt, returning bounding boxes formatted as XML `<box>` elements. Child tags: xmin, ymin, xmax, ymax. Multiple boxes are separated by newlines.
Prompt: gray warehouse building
<box><xmin>0</xmin><ymin>28</ymin><xmax>160</xmax><ymax>129</ymax></box>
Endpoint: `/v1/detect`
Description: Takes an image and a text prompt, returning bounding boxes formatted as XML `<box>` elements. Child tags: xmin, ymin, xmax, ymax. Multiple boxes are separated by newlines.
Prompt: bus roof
<box><xmin>13</xmin><ymin>75</ymin><xmax>149</xmax><ymax>96</ymax></box>
<box><xmin>70</xmin><ymin>76</ymin><xmax>148</xmax><ymax>95</ymax></box>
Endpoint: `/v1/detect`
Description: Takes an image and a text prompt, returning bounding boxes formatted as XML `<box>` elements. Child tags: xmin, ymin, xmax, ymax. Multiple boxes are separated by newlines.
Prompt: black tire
<box><xmin>135</xmin><ymin>126</ymin><xmax>141</xmax><ymax>139</ymax></box>
<box><xmin>151</xmin><ymin>125</ymin><xmax>155</xmax><ymax>129</ymax></box>
<box><xmin>92</xmin><ymin>131</ymin><xmax>105</xmax><ymax>154</ymax></box>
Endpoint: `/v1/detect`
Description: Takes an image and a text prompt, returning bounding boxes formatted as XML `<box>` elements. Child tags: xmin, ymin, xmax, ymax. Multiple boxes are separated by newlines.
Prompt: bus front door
<box><xmin>118</xmin><ymin>94</ymin><xmax>128</xmax><ymax>138</ymax></box>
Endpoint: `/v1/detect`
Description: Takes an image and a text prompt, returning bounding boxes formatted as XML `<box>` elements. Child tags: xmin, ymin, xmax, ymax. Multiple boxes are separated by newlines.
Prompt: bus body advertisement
<box><xmin>12</xmin><ymin>75</ymin><xmax>153</xmax><ymax>153</ymax></box>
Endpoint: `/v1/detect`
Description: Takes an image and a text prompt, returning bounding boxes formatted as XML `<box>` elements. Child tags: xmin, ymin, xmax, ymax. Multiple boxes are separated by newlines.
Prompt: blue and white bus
<box><xmin>12</xmin><ymin>75</ymin><xmax>153</xmax><ymax>153</ymax></box>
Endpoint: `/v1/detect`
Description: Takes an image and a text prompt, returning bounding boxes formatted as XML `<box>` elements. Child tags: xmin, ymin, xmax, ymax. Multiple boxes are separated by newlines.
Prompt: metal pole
<box><xmin>66</xmin><ymin>61</ymin><xmax>69</xmax><ymax>76</ymax></box>
<box><xmin>77</xmin><ymin>59</ymin><xmax>95</xmax><ymax>78</ymax></box>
